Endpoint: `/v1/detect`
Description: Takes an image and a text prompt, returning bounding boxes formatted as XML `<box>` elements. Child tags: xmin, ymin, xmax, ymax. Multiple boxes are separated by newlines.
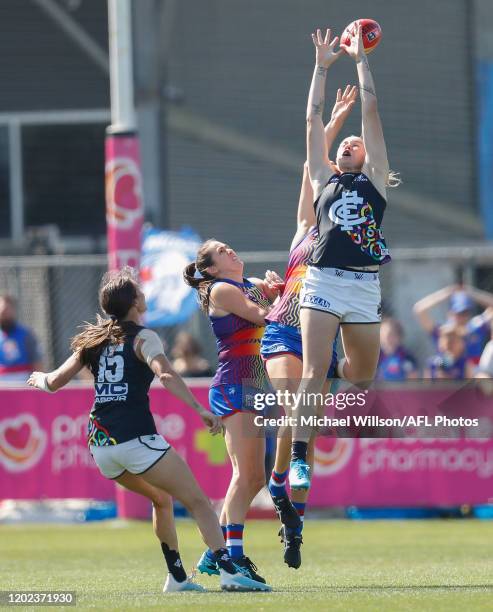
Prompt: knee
<box><xmin>232</xmin><ymin>469</ymin><xmax>265</xmax><ymax>496</ymax></box>
<box><xmin>244</xmin><ymin>469</ymin><xmax>266</xmax><ymax>496</ymax></box>
<box><xmin>152</xmin><ymin>492</ymin><xmax>173</xmax><ymax>511</ymax></box>
<box><xmin>301</xmin><ymin>364</ymin><xmax>327</xmax><ymax>384</ymax></box>
<box><xmin>250</xmin><ymin>474</ymin><xmax>266</xmax><ymax>495</ymax></box>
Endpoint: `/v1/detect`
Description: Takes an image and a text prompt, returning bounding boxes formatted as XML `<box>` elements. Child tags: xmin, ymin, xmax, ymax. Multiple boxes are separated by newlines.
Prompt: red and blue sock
<box><xmin>268</xmin><ymin>468</ymin><xmax>289</xmax><ymax>497</ymax></box>
<box><xmin>226</xmin><ymin>523</ymin><xmax>244</xmax><ymax>560</ymax></box>
<box><xmin>293</xmin><ymin>501</ymin><xmax>306</xmax><ymax>535</ymax></box>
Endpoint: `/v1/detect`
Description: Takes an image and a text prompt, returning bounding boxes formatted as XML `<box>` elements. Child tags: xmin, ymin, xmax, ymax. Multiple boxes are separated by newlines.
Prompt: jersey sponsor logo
<box><xmin>328</xmin><ymin>190</ymin><xmax>367</xmax><ymax>231</ymax></box>
<box><xmin>303</xmin><ymin>294</ymin><xmax>331</xmax><ymax>309</ymax></box>
<box><xmin>95</xmin><ymin>344</ymin><xmax>128</xmax><ymax>402</ymax></box>
<box><xmin>94</xmin><ymin>382</ymin><xmax>129</xmax><ymax>403</ymax></box>
<box><xmin>335</xmin><ymin>269</ymin><xmax>344</xmax><ymax>277</ymax></box>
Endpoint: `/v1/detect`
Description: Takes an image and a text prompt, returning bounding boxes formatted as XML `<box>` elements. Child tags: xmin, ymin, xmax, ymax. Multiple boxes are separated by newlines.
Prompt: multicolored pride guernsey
<box><xmin>266</xmin><ymin>227</ymin><xmax>318</xmax><ymax>330</ymax></box>
<box><xmin>209</xmin><ymin>278</ymin><xmax>271</xmax><ymax>390</ymax></box>
<box><xmin>311</xmin><ymin>172</ymin><xmax>390</xmax><ymax>268</ymax></box>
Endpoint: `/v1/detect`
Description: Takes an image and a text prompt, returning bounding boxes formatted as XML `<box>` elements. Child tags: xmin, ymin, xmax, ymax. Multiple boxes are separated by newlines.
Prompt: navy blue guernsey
<box><xmin>87</xmin><ymin>321</ymin><xmax>156</xmax><ymax>446</ymax></box>
<box><xmin>310</xmin><ymin>172</ymin><xmax>391</xmax><ymax>268</ymax></box>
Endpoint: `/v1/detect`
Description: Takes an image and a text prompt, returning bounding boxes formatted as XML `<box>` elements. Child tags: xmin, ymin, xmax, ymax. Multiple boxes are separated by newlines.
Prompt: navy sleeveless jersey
<box><xmin>87</xmin><ymin>321</ymin><xmax>156</xmax><ymax>446</ymax></box>
<box><xmin>311</xmin><ymin>172</ymin><xmax>391</xmax><ymax>268</ymax></box>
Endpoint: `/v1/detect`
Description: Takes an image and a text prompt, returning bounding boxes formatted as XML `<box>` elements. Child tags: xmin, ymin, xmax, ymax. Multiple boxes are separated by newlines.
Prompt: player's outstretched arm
<box><xmin>306</xmin><ymin>28</ymin><xmax>343</xmax><ymax>197</ymax></box>
<box><xmin>325</xmin><ymin>84</ymin><xmax>358</xmax><ymax>157</ymax></box>
<box><xmin>135</xmin><ymin>329</ymin><xmax>222</xmax><ymax>435</ymax></box>
<box><xmin>27</xmin><ymin>353</ymin><xmax>83</xmax><ymax>392</ymax></box>
<box><xmin>296</xmin><ymin>85</ymin><xmax>357</xmax><ymax>240</ymax></box>
<box><xmin>345</xmin><ymin>23</ymin><xmax>389</xmax><ymax>196</ymax></box>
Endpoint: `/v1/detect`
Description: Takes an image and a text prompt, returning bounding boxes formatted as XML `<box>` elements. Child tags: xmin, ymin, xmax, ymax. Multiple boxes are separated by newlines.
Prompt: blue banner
<box><xmin>140</xmin><ymin>227</ymin><xmax>202</xmax><ymax>327</ymax></box>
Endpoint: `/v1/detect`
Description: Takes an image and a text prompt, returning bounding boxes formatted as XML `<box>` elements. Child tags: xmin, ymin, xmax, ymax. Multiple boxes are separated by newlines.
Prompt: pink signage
<box><xmin>105</xmin><ymin>134</ymin><xmax>144</xmax><ymax>271</ymax></box>
<box><xmin>1</xmin><ymin>386</ymin><xmax>493</xmax><ymax>507</ymax></box>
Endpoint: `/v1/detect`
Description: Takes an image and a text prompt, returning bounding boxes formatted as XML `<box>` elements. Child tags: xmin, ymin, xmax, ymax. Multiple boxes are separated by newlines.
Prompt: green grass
<box><xmin>1</xmin><ymin>519</ymin><xmax>493</xmax><ymax>611</ymax></box>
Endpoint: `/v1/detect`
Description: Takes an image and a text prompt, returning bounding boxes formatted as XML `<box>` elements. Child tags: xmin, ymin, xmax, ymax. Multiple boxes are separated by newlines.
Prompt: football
<box><xmin>341</xmin><ymin>19</ymin><xmax>382</xmax><ymax>54</ymax></box>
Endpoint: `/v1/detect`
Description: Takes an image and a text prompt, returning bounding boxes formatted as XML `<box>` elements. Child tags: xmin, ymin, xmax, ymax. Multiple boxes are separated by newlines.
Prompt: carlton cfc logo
<box><xmin>329</xmin><ymin>190</ymin><xmax>366</xmax><ymax>231</ymax></box>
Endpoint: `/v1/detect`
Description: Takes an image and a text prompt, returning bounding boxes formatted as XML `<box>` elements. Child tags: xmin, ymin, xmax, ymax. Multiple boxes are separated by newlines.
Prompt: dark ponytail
<box><xmin>71</xmin><ymin>267</ymin><xmax>138</xmax><ymax>365</ymax></box>
<box><xmin>183</xmin><ymin>240</ymin><xmax>217</xmax><ymax>312</ymax></box>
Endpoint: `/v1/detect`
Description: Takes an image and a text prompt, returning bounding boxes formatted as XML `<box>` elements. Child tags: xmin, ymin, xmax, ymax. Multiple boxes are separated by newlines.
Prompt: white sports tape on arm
<box><xmin>38</xmin><ymin>373</ymin><xmax>54</xmax><ymax>393</ymax></box>
<box><xmin>137</xmin><ymin>329</ymin><xmax>165</xmax><ymax>366</ymax></box>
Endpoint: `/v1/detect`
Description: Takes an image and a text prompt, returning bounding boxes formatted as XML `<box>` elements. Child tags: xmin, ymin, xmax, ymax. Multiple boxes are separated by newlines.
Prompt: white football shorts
<box><xmin>90</xmin><ymin>434</ymin><xmax>171</xmax><ymax>479</ymax></box>
<box><xmin>300</xmin><ymin>265</ymin><xmax>382</xmax><ymax>324</ymax></box>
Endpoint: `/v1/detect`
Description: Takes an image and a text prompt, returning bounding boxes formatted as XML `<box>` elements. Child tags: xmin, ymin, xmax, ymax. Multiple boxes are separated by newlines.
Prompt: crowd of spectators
<box><xmin>377</xmin><ymin>285</ymin><xmax>493</xmax><ymax>381</ymax></box>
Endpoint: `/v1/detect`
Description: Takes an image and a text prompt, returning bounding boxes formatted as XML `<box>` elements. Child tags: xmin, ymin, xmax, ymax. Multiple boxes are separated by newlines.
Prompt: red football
<box><xmin>341</xmin><ymin>19</ymin><xmax>382</xmax><ymax>54</ymax></box>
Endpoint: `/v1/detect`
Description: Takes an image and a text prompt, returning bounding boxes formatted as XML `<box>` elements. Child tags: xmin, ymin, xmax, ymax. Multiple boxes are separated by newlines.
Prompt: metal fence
<box><xmin>2</xmin><ymin>246</ymin><xmax>493</xmax><ymax>372</ymax></box>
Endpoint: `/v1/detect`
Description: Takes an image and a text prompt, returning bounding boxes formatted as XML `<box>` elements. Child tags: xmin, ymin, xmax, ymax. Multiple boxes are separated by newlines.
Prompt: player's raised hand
<box><xmin>199</xmin><ymin>409</ymin><xmax>224</xmax><ymax>435</ymax></box>
<box><xmin>311</xmin><ymin>28</ymin><xmax>343</xmax><ymax>68</ymax></box>
<box><xmin>344</xmin><ymin>22</ymin><xmax>365</xmax><ymax>61</ymax></box>
<box><xmin>27</xmin><ymin>371</ymin><xmax>51</xmax><ymax>392</ymax></box>
<box><xmin>331</xmin><ymin>84</ymin><xmax>358</xmax><ymax>123</ymax></box>
<box><xmin>264</xmin><ymin>269</ymin><xmax>285</xmax><ymax>296</ymax></box>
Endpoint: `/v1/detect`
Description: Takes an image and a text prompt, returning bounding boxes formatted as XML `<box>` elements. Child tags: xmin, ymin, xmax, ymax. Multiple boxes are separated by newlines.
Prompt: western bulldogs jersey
<box><xmin>87</xmin><ymin>321</ymin><xmax>156</xmax><ymax>446</ymax></box>
<box><xmin>311</xmin><ymin>172</ymin><xmax>391</xmax><ymax>268</ymax></box>
<box><xmin>209</xmin><ymin>278</ymin><xmax>270</xmax><ymax>389</ymax></box>
<box><xmin>266</xmin><ymin>227</ymin><xmax>318</xmax><ymax>329</ymax></box>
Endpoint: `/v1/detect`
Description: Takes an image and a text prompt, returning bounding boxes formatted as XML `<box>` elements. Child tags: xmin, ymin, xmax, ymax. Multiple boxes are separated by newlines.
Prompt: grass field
<box><xmin>2</xmin><ymin>519</ymin><xmax>493</xmax><ymax>611</ymax></box>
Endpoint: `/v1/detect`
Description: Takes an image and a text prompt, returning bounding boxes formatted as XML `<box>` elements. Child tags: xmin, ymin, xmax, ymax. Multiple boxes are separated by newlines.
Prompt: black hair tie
<box><xmin>109</xmin><ymin>315</ymin><xmax>118</xmax><ymax>322</ymax></box>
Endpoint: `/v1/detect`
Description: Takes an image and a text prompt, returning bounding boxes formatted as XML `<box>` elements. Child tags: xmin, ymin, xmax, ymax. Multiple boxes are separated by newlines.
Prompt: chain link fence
<box><xmin>2</xmin><ymin>247</ymin><xmax>493</xmax><ymax>374</ymax></box>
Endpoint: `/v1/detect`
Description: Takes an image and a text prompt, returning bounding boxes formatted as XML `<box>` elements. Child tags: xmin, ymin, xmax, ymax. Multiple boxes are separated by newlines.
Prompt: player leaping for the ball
<box><xmin>289</xmin><ymin>24</ymin><xmax>400</xmax><ymax>490</ymax></box>
<box><xmin>260</xmin><ymin>85</ymin><xmax>357</xmax><ymax>569</ymax></box>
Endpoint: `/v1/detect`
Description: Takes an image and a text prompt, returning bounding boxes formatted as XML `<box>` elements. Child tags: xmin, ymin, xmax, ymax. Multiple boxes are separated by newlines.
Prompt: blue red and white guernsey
<box><xmin>261</xmin><ymin>227</ymin><xmax>338</xmax><ymax>376</ymax></box>
<box><xmin>208</xmin><ymin>278</ymin><xmax>271</xmax><ymax>417</ymax></box>
<box><xmin>377</xmin><ymin>346</ymin><xmax>417</xmax><ymax>381</ymax></box>
<box><xmin>0</xmin><ymin>323</ymin><xmax>41</xmax><ymax>380</ymax></box>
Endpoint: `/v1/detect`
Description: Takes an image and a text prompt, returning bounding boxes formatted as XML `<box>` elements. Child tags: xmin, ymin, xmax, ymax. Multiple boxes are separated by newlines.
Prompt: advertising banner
<box><xmin>105</xmin><ymin>134</ymin><xmax>144</xmax><ymax>271</ymax></box>
<box><xmin>1</xmin><ymin>387</ymin><xmax>493</xmax><ymax>507</ymax></box>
